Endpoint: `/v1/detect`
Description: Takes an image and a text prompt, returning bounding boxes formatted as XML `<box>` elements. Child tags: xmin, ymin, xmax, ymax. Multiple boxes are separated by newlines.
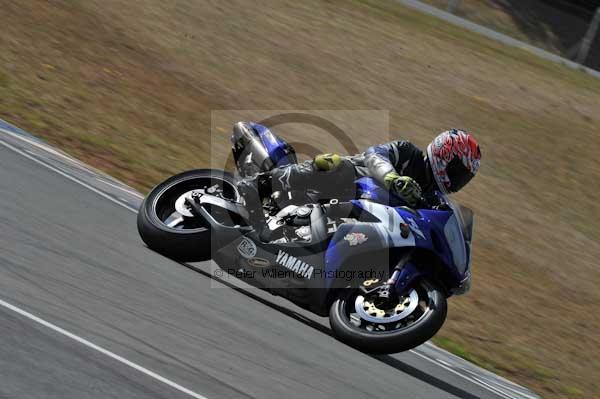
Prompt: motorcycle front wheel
<box><xmin>137</xmin><ymin>169</ymin><xmax>240</xmax><ymax>262</ymax></box>
<box><xmin>329</xmin><ymin>279</ymin><xmax>447</xmax><ymax>354</ymax></box>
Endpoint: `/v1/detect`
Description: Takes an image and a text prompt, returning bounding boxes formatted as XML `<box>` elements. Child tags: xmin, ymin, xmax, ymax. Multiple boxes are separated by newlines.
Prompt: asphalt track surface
<box><xmin>0</xmin><ymin>122</ymin><xmax>539</xmax><ymax>399</ymax></box>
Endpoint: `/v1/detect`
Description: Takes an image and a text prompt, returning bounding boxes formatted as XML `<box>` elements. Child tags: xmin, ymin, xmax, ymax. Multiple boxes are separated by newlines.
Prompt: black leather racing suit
<box><xmin>268</xmin><ymin>140</ymin><xmax>435</xmax><ymax>201</ymax></box>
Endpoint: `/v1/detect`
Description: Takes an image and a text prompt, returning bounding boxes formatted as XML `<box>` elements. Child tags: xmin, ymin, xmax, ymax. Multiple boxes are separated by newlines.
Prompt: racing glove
<box><xmin>384</xmin><ymin>172</ymin><xmax>422</xmax><ymax>207</ymax></box>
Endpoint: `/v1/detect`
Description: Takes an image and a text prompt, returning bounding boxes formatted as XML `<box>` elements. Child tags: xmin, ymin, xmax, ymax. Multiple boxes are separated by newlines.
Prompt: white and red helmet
<box><xmin>426</xmin><ymin>129</ymin><xmax>481</xmax><ymax>193</ymax></box>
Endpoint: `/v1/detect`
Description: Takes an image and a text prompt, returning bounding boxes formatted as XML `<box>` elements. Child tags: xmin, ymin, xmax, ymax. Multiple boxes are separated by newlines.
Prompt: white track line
<box><xmin>0</xmin><ymin>299</ymin><xmax>208</xmax><ymax>399</ymax></box>
<box><xmin>0</xmin><ymin>126</ymin><xmax>143</xmax><ymax>199</ymax></box>
<box><xmin>0</xmin><ymin>139</ymin><xmax>138</xmax><ymax>213</ymax></box>
<box><xmin>410</xmin><ymin>350</ymin><xmax>518</xmax><ymax>399</ymax></box>
<box><xmin>0</xmin><ymin>126</ymin><xmax>138</xmax><ymax>187</ymax></box>
<box><xmin>0</xmin><ymin>134</ymin><xmax>213</xmax><ymax>398</ymax></box>
<box><xmin>0</xmin><ymin>126</ymin><xmax>534</xmax><ymax>399</ymax></box>
<box><xmin>95</xmin><ymin>177</ymin><xmax>144</xmax><ymax>198</ymax></box>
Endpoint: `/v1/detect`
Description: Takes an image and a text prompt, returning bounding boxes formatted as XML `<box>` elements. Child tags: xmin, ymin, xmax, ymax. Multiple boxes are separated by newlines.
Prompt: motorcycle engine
<box><xmin>266</xmin><ymin>205</ymin><xmax>334</xmax><ymax>243</ymax></box>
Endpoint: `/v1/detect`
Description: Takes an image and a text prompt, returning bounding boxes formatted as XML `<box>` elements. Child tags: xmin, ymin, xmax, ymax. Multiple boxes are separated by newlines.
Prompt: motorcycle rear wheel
<box><xmin>329</xmin><ymin>279</ymin><xmax>447</xmax><ymax>354</ymax></box>
<box><xmin>137</xmin><ymin>169</ymin><xmax>240</xmax><ymax>261</ymax></box>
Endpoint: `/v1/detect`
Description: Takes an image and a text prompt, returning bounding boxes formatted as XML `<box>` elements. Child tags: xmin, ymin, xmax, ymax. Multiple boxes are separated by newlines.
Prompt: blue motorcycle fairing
<box><xmin>355</xmin><ymin>177</ymin><xmax>471</xmax><ymax>280</ymax></box>
<box><xmin>322</xmin><ymin>188</ymin><xmax>469</xmax><ymax>293</ymax></box>
<box><xmin>324</xmin><ymin>200</ymin><xmax>426</xmax><ymax>290</ymax></box>
<box><xmin>323</xmin><ymin>222</ymin><xmax>402</xmax><ymax>290</ymax></box>
<box><xmin>395</xmin><ymin>207</ymin><xmax>470</xmax><ymax>288</ymax></box>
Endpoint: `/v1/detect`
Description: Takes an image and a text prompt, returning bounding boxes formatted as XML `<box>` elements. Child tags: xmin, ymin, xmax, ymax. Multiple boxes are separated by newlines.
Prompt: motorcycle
<box><xmin>137</xmin><ymin>122</ymin><xmax>474</xmax><ymax>353</ymax></box>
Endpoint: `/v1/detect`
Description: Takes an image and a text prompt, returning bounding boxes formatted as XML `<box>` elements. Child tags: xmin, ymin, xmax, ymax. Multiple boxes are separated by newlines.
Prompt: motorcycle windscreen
<box><xmin>426</xmin><ymin>146</ymin><xmax>474</xmax><ymax>276</ymax></box>
<box><xmin>440</xmin><ymin>193</ymin><xmax>474</xmax><ymax>276</ymax></box>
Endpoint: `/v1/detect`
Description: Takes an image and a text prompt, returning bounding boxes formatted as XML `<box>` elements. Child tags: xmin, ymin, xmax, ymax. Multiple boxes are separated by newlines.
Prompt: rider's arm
<box><xmin>365</xmin><ymin>141</ymin><xmax>424</xmax><ymax>207</ymax></box>
<box><xmin>364</xmin><ymin>141</ymin><xmax>403</xmax><ymax>187</ymax></box>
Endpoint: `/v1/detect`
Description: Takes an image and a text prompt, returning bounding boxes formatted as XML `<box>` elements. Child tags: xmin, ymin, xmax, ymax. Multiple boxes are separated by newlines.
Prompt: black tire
<box><xmin>329</xmin><ymin>279</ymin><xmax>447</xmax><ymax>354</ymax></box>
<box><xmin>137</xmin><ymin>169</ymin><xmax>239</xmax><ymax>262</ymax></box>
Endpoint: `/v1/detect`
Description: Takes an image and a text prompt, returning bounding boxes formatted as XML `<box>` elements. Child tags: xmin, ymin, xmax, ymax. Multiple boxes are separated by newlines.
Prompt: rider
<box><xmin>239</xmin><ymin>128</ymin><xmax>481</xmax><ymax>232</ymax></box>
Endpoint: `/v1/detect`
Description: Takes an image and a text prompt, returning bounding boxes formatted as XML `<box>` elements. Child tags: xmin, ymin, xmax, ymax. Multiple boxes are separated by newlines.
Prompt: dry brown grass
<box><xmin>2</xmin><ymin>1</ymin><xmax>600</xmax><ymax>397</ymax></box>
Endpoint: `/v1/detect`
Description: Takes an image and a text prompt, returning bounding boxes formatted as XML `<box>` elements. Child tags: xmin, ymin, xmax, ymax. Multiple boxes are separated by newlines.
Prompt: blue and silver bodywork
<box><xmin>224</xmin><ymin>122</ymin><xmax>473</xmax><ymax>315</ymax></box>
<box><xmin>325</xmin><ymin>176</ymin><xmax>473</xmax><ymax>296</ymax></box>
<box><xmin>231</xmin><ymin>122</ymin><xmax>297</xmax><ymax>177</ymax></box>
<box><xmin>248</xmin><ymin>122</ymin><xmax>297</xmax><ymax>168</ymax></box>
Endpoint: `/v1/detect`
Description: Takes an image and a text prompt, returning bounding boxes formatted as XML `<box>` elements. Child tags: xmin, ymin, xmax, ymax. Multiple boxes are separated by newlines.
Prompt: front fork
<box><xmin>374</xmin><ymin>249</ymin><xmax>422</xmax><ymax>300</ymax></box>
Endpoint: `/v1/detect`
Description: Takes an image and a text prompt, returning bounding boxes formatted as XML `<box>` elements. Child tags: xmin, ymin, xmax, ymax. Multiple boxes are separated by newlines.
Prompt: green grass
<box><xmin>0</xmin><ymin>71</ymin><xmax>9</xmax><ymax>88</ymax></box>
<box><xmin>561</xmin><ymin>386</ymin><xmax>584</xmax><ymax>396</ymax></box>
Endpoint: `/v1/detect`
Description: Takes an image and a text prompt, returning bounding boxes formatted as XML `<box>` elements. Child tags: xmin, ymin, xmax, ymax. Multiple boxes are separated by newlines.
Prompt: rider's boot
<box><xmin>237</xmin><ymin>174</ymin><xmax>272</xmax><ymax>242</ymax></box>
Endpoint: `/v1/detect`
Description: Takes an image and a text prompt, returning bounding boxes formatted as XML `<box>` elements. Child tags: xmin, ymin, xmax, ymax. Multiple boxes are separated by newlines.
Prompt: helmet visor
<box><xmin>446</xmin><ymin>157</ymin><xmax>474</xmax><ymax>192</ymax></box>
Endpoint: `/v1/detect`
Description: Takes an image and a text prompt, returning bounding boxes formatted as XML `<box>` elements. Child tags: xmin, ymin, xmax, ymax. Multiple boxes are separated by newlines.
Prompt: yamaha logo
<box><xmin>275</xmin><ymin>250</ymin><xmax>314</xmax><ymax>279</ymax></box>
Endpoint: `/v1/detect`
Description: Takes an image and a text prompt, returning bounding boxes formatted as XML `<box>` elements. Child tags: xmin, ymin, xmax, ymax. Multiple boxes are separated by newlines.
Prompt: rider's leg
<box><xmin>237</xmin><ymin>173</ymin><xmax>271</xmax><ymax>241</ymax></box>
<box><xmin>270</xmin><ymin>156</ymin><xmax>356</xmax><ymax>198</ymax></box>
<box><xmin>270</xmin><ymin>160</ymin><xmax>316</xmax><ymax>193</ymax></box>
<box><xmin>238</xmin><ymin>157</ymin><xmax>357</xmax><ymax>240</ymax></box>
